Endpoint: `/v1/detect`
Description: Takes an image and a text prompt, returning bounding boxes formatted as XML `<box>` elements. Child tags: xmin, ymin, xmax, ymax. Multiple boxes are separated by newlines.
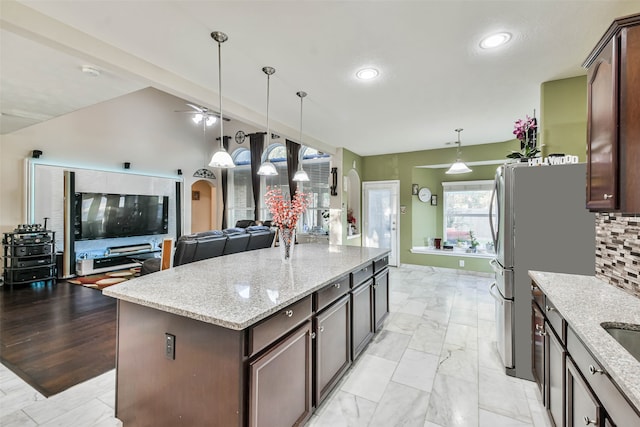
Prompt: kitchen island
<box><xmin>104</xmin><ymin>243</ymin><xmax>390</xmax><ymax>427</ymax></box>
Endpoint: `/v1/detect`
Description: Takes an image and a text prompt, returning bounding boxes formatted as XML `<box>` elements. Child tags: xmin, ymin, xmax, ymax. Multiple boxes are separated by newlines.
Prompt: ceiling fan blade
<box><xmin>186</xmin><ymin>103</ymin><xmax>205</xmax><ymax>112</ymax></box>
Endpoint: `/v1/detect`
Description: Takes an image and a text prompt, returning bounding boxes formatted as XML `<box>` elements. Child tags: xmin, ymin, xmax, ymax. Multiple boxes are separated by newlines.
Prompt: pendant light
<box><xmin>446</xmin><ymin>128</ymin><xmax>472</xmax><ymax>174</ymax></box>
<box><xmin>257</xmin><ymin>66</ymin><xmax>278</xmax><ymax>176</ymax></box>
<box><xmin>293</xmin><ymin>91</ymin><xmax>310</xmax><ymax>182</ymax></box>
<box><xmin>208</xmin><ymin>31</ymin><xmax>235</xmax><ymax>169</ymax></box>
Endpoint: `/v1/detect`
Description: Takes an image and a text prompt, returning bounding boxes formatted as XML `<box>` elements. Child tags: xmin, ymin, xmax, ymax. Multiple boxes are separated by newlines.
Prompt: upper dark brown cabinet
<box><xmin>584</xmin><ymin>14</ymin><xmax>640</xmax><ymax>212</ymax></box>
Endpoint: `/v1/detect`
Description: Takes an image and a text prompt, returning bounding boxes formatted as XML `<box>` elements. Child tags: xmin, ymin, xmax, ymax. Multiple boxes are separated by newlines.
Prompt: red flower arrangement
<box><xmin>264</xmin><ymin>187</ymin><xmax>311</xmax><ymax>229</ymax></box>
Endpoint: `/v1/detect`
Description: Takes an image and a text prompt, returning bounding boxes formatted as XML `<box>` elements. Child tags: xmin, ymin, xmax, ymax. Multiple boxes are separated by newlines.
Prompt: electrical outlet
<box><xmin>165</xmin><ymin>333</ymin><xmax>176</xmax><ymax>360</ymax></box>
<box><xmin>459</xmin><ymin>260</ymin><xmax>465</xmax><ymax>267</ymax></box>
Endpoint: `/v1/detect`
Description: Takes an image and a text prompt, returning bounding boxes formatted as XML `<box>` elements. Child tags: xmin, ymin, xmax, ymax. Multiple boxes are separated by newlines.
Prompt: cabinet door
<box><xmin>351</xmin><ymin>279</ymin><xmax>373</xmax><ymax>360</ymax></box>
<box><xmin>586</xmin><ymin>36</ymin><xmax>617</xmax><ymax>210</ymax></box>
<box><xmin>315</xmin><ymin>295</ymin><xmax>351</xmax><ymax>405</ymax></box>
<box><xmin>547</xmin><ymin>324</ymin><xmax>566</xmax><ymax>427</ymax></box>
<box><xmin>373</xmin><ymin>269</ymin><xmax>389</xmax><ymax>331</ymax></box>
<box><xmin>532</xmin><ymin>302</ymin><xmax>546</xmax><ymax>403</ymax></box>
<box><xmin>249</xmin><ymin>321</ymin><xmax>312</xmax><ymax>427</ymax></box>
<box><xmin>566</xmin><ymin>357</ymin><xmax>601</xmax><ymax>427</ymax></box>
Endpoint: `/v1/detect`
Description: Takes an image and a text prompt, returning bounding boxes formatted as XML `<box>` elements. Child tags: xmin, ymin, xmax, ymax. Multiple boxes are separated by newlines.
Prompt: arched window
<box><xmin>260</xmin><ymin>143</ymin><xmax>289</xmax><ymax>220</ymax></box>
<box><xmin>227</xmin><ymin>148</ymin><xmax>254</xmax><ymax>227</ymax></box>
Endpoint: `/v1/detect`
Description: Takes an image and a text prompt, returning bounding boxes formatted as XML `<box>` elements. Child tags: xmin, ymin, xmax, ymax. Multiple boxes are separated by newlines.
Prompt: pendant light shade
<box><xmin>208</xmin><ymin>31</ymin><xmax>234</xmax><ymax>169</ymax></box>
<box><xmin>446</xmin><ymin>128</ymin><xmax>472</xmax><ymax>174</ymax></box>
<box><xmin>293</xmin><ymin>91</ymin><xmax>310</xmax><ymax>182</ymax></box>
<box><xmin>258</xmin><ymin>66</ymin><xmax>278</xmax><ymax>176</ymax></box>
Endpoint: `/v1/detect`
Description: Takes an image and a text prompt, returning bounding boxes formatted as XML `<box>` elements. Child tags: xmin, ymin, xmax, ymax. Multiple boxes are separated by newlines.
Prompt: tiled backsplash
<box><xmin>595</xmin><ymin>213</ymin><xmax>640</xmax><ymax>298</ymax></box>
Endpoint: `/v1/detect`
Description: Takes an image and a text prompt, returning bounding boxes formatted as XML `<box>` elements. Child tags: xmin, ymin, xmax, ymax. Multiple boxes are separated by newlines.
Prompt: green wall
<box><xmin>540</xmin><ymin>76</ymin><xmax>588</xmax><ymax>161</ymax></box>
<box><xmin>357</xmin><ymin>76</ymin><xmax>588</xmax><ymax>272</ymax></box>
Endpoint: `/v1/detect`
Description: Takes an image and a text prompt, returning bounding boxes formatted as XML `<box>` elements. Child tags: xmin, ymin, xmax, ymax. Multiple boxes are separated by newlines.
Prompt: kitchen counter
<box><xmin>104</xmin><ymin>243</ymin><xmax>388</xmax><ymax>329</ymax></box>
<box><xmin>529</xmin><ymin>270</ymin><xmax>640</xmax><ymax>412</ymax></box>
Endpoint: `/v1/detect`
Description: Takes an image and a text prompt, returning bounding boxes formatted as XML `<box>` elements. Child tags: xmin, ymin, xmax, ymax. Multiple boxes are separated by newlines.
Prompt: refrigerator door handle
<box><xmin>489</xmin><ymin>177</ymin><xmax>499</xmax><ymax>251</ymax></box>
<box><xmin>489</xmin><ymin>282</ymin><xmax>503</xmax><ymax>302</ymax></box>
<box><xmin>490</xmin><ymin>258</ymin><xmax>503</xmax><ymax>276</ymax></box>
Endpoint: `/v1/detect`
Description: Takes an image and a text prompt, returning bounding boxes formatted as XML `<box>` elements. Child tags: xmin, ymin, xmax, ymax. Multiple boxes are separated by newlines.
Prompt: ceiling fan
<box><xmin>175</xmin><ymin>103</ymin><xmax>230</xmax><ymax>126</ymax></box>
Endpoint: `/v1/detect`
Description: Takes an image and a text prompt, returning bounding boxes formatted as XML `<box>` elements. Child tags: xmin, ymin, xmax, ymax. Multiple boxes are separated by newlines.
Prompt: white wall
<box><xmin>0</xmin><ymin>87</ymin><xmax>260</xmax><ymax>235</ymax></box>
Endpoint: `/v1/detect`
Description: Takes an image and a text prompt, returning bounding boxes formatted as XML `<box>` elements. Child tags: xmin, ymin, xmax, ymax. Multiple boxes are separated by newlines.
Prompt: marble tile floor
<box><xmin>0</xmin><ymin>264</ymin><xmax>552</xmax><ymax>427</ymax></box>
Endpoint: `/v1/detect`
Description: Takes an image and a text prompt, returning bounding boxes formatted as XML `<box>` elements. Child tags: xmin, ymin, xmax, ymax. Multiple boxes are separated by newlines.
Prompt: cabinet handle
<box><xmin>319</xmin><ymin>326</ymin><xmax>325</xmax><ymax>333</ymax></box>
<box><xmin>310</xmin><ymin>332</ymin><xmax>316</xmax><ymax>339</ymax></box>
<box><xmin>284</xmin><ymin>310</ymin><xmax>293</xmax><ymax>318</ymax></box>
<box><xmin>588</xmin><ymin>365</ymin><xmax>604</xmax><ymax>375</ymax></box>
<box><xmin>334</xmin><ymin>283</ymin><xmax>341</xmax><ymax>289</ymax></box>
<box><xmin>545</xmin><ymin>306</ymin><xmax>555</xmax><ymax>312</ymax></box>
<box><xmin>583</xmin><ymin>416</ymin><xmax>596</xmax><ymax>425</ymax></box>
<box><xmin>603</xmin><ymin>194</ymin><xmax>613</xmax><ymax>200</ymax></box>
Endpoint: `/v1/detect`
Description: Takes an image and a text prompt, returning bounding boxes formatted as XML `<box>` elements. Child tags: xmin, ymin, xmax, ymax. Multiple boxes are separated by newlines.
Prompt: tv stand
<box><xmin>76</xmin><ymin>243</ymin><xmax>159</xmax><ymax>276</ymax></box>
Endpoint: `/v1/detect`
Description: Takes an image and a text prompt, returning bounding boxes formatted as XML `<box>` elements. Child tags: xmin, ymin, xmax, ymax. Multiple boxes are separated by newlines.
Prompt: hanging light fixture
<box><xmin>446</xmin><ymin>128</ymin><xmax>472</xmax><ymax>174</ymax></box>
<box><xmin>257</xmin><ymin>66</ymin><xmax>278</xmax><ymax>176</ymax></box>
<box><xmin>293</xmin><ymin>91</ymin><xmax>310</xmax><ymax>182</ymax></box>
<box><xmin>208</xmin><ymin>31</ymin><xmax>235</xmax><ymax>169</ymax></box>
<box><xmin>192</xmin><ymin>108</ymin><xmax>216</xmax><ymax>179</ymax></box>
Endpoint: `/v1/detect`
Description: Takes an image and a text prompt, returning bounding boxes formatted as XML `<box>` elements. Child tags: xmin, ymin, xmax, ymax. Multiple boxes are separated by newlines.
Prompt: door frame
<box><xmin>362</xmin><ymin>180</ymin><xmax>400</xmax><ymax>266</ymax></box>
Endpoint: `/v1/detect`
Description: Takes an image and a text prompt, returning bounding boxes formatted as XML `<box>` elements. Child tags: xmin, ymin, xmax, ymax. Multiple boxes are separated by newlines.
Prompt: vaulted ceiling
<box><xmin>1</xmin><ymin>1</ymin><xmax>638</xmax><ymax>156</ymax></box>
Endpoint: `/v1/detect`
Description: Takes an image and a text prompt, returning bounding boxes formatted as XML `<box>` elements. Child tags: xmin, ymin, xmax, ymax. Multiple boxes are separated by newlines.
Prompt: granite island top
<box><xmin>103</xmin><ymin>244</ymin><xmax>388</xmax><ymax>330</ymax></box>
<box><xmin>529</xmin><ymin>270</ymin><xmax>640</xmax><ymax>412</ymax></box>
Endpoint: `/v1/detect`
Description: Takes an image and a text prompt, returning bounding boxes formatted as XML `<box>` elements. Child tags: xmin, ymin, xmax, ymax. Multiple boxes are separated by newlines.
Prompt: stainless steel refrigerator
<box><xmin>489</xmin><ymin>162</ymin><xmax>595</xmax><ymax>380</ymax></box>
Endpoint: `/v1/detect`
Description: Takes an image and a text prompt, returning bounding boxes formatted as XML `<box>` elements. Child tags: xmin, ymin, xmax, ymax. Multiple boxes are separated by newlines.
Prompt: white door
<box><xmin>362</xmin><ymin>180</ymin><xmax>399</xmax><ymax>266</ymax></box>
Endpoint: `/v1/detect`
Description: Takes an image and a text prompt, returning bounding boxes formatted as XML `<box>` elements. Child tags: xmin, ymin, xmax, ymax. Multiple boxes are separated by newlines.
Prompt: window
<box><xmin>442</xmin><ymin>180</ymin><xmax>495</xmax><ymax>253</ymax></box>
<box><xmin>228</xmin><ymin>148</ymin><xmax>254</xmax><ymax>227</ymax></box>
<box><xmin>298</xmin><ymin>147</ymin><xmax>331</xmax><ymax>233</ymax></box>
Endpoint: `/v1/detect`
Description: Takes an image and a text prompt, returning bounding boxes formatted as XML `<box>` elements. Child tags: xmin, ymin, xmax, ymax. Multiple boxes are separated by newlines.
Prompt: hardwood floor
<box><xmin>0</xmin><ymin>280</ymin><xmax>116</xmax><ymax>397</ymax></box>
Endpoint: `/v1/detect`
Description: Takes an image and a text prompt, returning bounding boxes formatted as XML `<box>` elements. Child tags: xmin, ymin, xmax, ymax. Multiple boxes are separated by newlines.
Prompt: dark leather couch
<box><xmin>140</xmin><ymin>227</ymin><xmax>275</xmax><ymax>275</ymax></box>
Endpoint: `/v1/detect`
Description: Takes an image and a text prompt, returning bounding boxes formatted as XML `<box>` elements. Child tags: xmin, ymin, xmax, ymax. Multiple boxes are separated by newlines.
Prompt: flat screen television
<box><xmin>74</xmin><ymin>192</ymin><xmax>169</xmax><ymax>240</ymax></box>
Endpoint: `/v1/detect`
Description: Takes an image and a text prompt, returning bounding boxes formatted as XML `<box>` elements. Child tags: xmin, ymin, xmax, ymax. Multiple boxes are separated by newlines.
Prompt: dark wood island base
<box><xmin>106</xmin><ymin>246</ymin><xmax>390</xmax><ymax>426</ymax></box>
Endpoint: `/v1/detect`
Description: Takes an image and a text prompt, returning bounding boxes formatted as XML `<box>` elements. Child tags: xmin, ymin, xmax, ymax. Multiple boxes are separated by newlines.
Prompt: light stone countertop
<box><xmin>529</xmin><ymin>270</ymin><xmax>640</xmax><ymax>412</ymax></box>
<box><xmin>103</xmin><ymin>244</ymin><xmax>388</xmax><ymax>330</ymax></box>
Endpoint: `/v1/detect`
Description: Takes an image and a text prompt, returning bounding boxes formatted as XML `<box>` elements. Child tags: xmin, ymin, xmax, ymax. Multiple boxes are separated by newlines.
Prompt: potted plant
<box><xmin>506</xmin><ymin>114</ymin><xmax>542</xmax><ymax>161</ymax></box>
<box><xmin>469</xmin><ymin>231</ymin><xmax>479</xmax><ymax>253</ymax></box>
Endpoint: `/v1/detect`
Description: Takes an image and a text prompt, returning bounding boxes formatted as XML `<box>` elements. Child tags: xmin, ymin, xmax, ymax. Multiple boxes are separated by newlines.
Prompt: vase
<box><xmin>279</xmin><ymin>227</ymin><xmax>295</xmax><ymax>262</ymax></box>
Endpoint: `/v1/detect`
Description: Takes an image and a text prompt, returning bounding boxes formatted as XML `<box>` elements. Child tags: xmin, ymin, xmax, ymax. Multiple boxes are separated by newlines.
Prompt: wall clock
<box><xmin>418</xmin><ymin>187</ymin><xmax>432</xmax><ymax>203</ymax></box>
<box><xmin>235</xmin><ymin>130</ymin><xmax>246</xmax><ymax>144</ymax></box>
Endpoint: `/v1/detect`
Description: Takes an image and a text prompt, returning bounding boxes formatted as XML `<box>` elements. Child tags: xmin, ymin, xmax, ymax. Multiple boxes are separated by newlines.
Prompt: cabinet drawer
<box><xmin>351</xmin><ymin>263</ymin><xmax>373</xmax><ymax>288</ymax></box>
<box><xmin>544</xmin><ymin>299</ymin><xmax>565</xmax><ymax>343</ymax></box>
<box><xmin>248</xmin><ymin>296</ymin><xmax>312</xmax><ymax>357</ymax></box>
<box><xmin>315</xmin><ymin>275</ymin><xmax>350</xmax><ymax>312</ymax></box>
<box><xmin>567</xmin><ymin>326</ymin><xmax>640</xmax><ymax>426</ymax></box>
<box><xmin>373</xmin><ymin>255</ymin><xmax>389</xmax><ymax>273</ymax></box>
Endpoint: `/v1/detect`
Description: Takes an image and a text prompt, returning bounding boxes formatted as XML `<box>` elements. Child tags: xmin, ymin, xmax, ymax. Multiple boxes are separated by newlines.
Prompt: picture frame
<box><xmin>430</xmin><ymin>195</ymin><xmax>438</xmax><ymax>206</ymax></box>
<box><xmin>192</xmin><ymin>190</ymin><xmax>200</xmax><ymax>201</ymax></box>
<box><xmin>411</xmin><ymin>183</ymin><xmax>419</xmax><ymax>195</ymax></box>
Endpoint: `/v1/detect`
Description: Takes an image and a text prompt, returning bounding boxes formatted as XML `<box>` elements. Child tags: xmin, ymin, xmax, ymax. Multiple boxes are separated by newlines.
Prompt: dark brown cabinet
<box><xmin>351</xmin><ymin>279</ymin><xmax>373</xmax><ymax>360</ymax></box>
<box><xmin>373</xmin><ymin>268</ymin><xmax>389</xmax><ymax>331</ymax></box>
<box><xmin>314</xmin><ymin>294</ymin><xmax>350</xmax><ymax>404</ymax></box>
<box><xmin>548</xmin><ymin>322</ymin><xmax>566</xmax><ymax>427</ymax></box>
<box><xmin>585</xmin><ymin>14</ymin><xmax>640</xmax><ymax>212</ymax></box>
<box><xmin>566</xmin><ymin>357</ymin><xmax>600</xmax><ymax>427</ymax></box>
<box><xmin>249</xmin><ymin>321</ymin><xmax>313</xmax><ymax>427</ymax></box>
<box><xmin>532</xmin><ymin>301</ymin><xmax>546</xmax><ymax>402</ymax></box>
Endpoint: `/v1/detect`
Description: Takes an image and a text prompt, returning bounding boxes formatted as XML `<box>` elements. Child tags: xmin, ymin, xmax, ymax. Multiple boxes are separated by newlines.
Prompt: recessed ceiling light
<box><xmin>356</xmin><ymin>68</ymin><xmax>379</xmax><ymax>80</ymax></box>
<box><xmin>480</xmin><ymin>32</ymin><xmax>512</xmax><ymax>49</ymax></box>
<box><xmin>81</xmin><ymin>65</ymin><xmax>101</xmax><ymax>77</ymax></box>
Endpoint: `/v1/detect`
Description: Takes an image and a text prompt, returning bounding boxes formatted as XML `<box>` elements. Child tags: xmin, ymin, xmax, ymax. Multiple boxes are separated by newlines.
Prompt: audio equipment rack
<box><xmin>2</xmin><ymin>225</ymin><xmax>56</xmax><ymax>289</ymax></box>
